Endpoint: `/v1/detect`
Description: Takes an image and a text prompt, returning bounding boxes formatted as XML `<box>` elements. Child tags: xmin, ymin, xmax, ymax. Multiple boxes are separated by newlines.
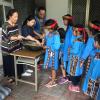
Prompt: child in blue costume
<box><xmin>82</xmin><ymin>33</ymin><xmax>100</xmax><ymax>99</ymax></box>
<box><xmin>43</xmin><ymin>19</ymin><xmax>61</xmax><ymax>88</ymax></box>
<box><xmin>68</xmin><ymin>24</ymin><xmax>88</xmax><ymax>92</ymax></box>
<box><xmin>80</xmin><ymin>20</ymin><xmax>100</xmax><ymax>74</ymax></box>
<box><xmin>58</xmin><ymin>28</ymin><xmax>65</xmax><ymax>66</ymax></box>
<box><xmin>59</xmin><ymin>14</ymin><xmax>74</xmax><ymax>84</ymax></box>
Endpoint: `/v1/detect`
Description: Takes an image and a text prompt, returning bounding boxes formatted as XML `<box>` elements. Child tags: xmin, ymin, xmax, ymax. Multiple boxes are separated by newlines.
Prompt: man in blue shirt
<box><xmin>34</xmin><ymin>7</ymin><xmax>46</xmax><ymax>35</ymax></box>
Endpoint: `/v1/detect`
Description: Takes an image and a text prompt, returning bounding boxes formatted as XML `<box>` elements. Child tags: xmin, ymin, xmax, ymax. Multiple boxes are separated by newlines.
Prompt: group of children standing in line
<box><xmin>41</xmin><ymin>14</ymin><xmax>100</xmax><ymax>99</ymax></box>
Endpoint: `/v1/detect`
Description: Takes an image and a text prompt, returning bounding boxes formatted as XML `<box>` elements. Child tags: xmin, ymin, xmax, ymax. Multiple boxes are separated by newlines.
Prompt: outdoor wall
<box><xmin>13</xmin><ymin>0</ymin><xmax>46</xmax><ymax>25</ymax></box>
<box><xmin>46</xmin><ymin>0</ymin><xmax>70</xmax><ymax>28</ymax></box>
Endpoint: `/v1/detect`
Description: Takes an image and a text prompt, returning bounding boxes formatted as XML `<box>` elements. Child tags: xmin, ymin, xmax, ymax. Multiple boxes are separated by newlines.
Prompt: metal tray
<box><xmin>22</xmin><ymin>40</ymin><xmax>43</xmax><ymax>51</ymax></box>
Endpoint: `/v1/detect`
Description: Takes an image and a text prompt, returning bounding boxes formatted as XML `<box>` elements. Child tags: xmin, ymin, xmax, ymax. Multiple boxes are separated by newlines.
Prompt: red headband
<box><xmin>50</xmin><ymin>19</ymin><xmax>57</xmax><ymax>28</ymax></box>
<box><xmin>91</xmin><ymin>24</ymin><xmax>100</xmax><ymax>30</ymax></box>
<box><xmin>78</xmin><ymin>28</ymin><xmax>87</xmax><ymax>43</ymax></box>
<box><xmin>78</xmin><ymin>28</ymin><xmax>84</xmax><ymax>31</ymax></box>
<box><xmin>62</xmin><ymin>16</ymin><xmax>73</xmax><ymax>20</ymax></box>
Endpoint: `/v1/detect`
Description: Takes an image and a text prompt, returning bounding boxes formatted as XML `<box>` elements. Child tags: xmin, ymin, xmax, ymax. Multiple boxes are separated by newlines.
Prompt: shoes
<box><xmin>22</xmin><ymin>72</ymin><xmax>31</xmax><ymax>77</ymax></box>
<box><xmin>22</xmin><ymin>69</ymin><xmax>33</xmax><ymax>77</ymax></box>
<box><xmin>26</xmin><ymin>69</ymin><xmax>33</xmax><ymax>73</ymax></box>
<box><xmin>58</xmin><ymin>77</ymin><xmax>71</xmax><ymax>85</ymax></box>
<box><xmin>68</xmin><ymin>85</ymin><xmax>80</xmax><ymax>92</ymax></box>
<box><xmin>45</xmin><ymin>80</ymin><xmax>57</xmax><ymax>88</ymax></box>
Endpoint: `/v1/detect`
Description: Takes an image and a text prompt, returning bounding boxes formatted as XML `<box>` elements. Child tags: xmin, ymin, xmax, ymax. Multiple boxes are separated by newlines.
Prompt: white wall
<box><xmin>46</xmin><ymin>0</ymin><xmax>70</xmax><ymax>28</ymax></box>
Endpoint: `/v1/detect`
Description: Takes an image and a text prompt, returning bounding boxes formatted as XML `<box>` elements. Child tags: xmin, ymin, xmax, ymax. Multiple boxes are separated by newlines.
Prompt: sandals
<box><xmin>68</xmin><ymin>85</ymin><xmax>80</xmax><ymax>92</ymax></box>
<box><xmin>45</xmin><ymin>80</ymin><xmax>57</xmax><ymax>88</ymax></box>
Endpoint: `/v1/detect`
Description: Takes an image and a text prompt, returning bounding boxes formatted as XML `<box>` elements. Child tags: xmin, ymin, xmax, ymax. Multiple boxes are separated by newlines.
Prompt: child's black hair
<box><xmin>73</xmin><ymin>24</ymin><xmax>88</xmax><ymax>43</ymax></box>
<box><xmin>94</xmin><ymin>33</ymin><xmax>100</xmax><ymax>46</ymax></box>
<box><xmin>89</xmin><ymin>20</ymin><xmax>100</xmax><ymax>36</ymax></box>
<box><xmin>44</xmin><ymin>19</ymin><xmax>58</xmax><ymax>31</ymax></box>
<box><xmin>73</xmin><ymin>24</ymin><xmax>84</xmax><ymax>29</ymax></box>
<box><xmin>22</xmin><ymin>15</ymin><xmax>35</xmax><ymax>27</ymax></box>
<box><xmin>63</xmin><ymin>14</ymin><xmax>73</xmax><ymax>26</ymax></box>
<box><xmin>58</xmin><ymin>28</ymin><xmax>66</xmax><ymax>42</ymax></box>
<box><xmin>73</xmin><ymin>24</ymin><xmax>84</xmax><ymax>34</ymax></box>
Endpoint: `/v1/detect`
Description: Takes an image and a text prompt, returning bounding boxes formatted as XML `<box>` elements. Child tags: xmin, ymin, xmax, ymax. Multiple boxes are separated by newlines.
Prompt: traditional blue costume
<box><xmin>43</xmin><ymin>31</ymin><xmax>60</xmax><ymax>71</ymax></box>
<box><xmin>59</xmin><ymin>42</ymin><xmax>64</xmax><ymax>64</ymax></box>
<box><xmin>67</xmin><ymin>36</ymin><xmax>85</xmax><ymax>76</ymax></box>
<box><xmin>80</xmin><ymin>36</ymin><xmax>95</xmax><ymax>73</ymax></box>
<box><xmin>82</xmin><ymin>49</ymin><xmax>100</xmax><ymax>98</ymax></box>
<box><xmin>96</xmin><ymin>87</ymin><xmax>100</xmax><ymax>100</ymax></box>
<box><xmin>63</xmin><ymin>26</ymin><xmax>73</xmax><ymax>68</ymax></box>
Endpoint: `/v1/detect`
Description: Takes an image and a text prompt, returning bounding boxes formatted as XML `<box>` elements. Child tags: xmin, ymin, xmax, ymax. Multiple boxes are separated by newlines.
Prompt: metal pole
<box><xmin>35</xmin><ymin>58</ymin><xmax>38</xmax><ymax>92</ymax></box>
<box><xmin>14</xmin><ymin>55</ymin><xmax>18</xmax><ymax>85</ymax></box>
<box><xmin>68</xmin><ymin>0</ymin><xmax>73</xmax><ymax>15</ymax></box>
<box><xmin>85</xmin><ymin>0</ymin><xmax>90</xmax><ymax>26</ymax></box>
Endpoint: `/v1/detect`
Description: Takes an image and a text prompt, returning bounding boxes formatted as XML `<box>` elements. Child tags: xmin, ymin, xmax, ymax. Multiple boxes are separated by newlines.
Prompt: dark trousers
<box><xmin>69</xmin><ymin>75</ymin><xmax>81</xmax><ymax>86</ymax></box>
<box><xmin>2</xmin><ymin>55</ymin><xmax>23</xmax><ymax>77</ymax></box>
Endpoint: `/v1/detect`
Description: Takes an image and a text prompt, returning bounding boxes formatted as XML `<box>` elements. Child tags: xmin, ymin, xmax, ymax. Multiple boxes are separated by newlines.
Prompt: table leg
<box><xmin>14</xmin><ymin>55</ymin><xmax>18</xmax><ymax>85</ymax></box>
<box><xmin>35</xmin><ymin>59</ymin><xmax>38</xmax><ymax>92</ymax></box>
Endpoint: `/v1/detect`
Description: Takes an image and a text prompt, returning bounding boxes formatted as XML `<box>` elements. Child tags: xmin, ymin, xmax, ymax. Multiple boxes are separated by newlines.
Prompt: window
<box><xmin>0</xmin><ymin>5</ymin><xmax>4</xmax><ymax>27</ymax></box>
<box><xmin>4</xmin><ymin>0</ymin><xmax>12</xmax><ymax>3</ymax></box>
<box><xmin>5</xmin><ymin>6</ymin><xmax>12</xmax><ymax>18</ymax></box>
<box><xmin>0</xmin><ymin>0</ymin><xmax>13</xmax><ymax>27</ymax></box>
<box><xmin>72</xmin><ymin>0</ymin><xmax>86</xmax><ymax>25</ymax></box>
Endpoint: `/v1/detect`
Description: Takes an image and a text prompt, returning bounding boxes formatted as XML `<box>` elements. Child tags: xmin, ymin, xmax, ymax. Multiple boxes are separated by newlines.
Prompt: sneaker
<box><xmin>26</xmin><ymin>69</ymin><xmax>33</xmax><ymax>73</ymax></box>
<box><xmin>22</xmin><ymin>72</ymin><xmax>31</xmax><ymax>77</ymax></box>
<box><xmin>58</xmin><ymin>77</ymin><xmax>69</xmax><ymax>85</ymax></box>
<box><xmin>68</xmin><ymin>85</ymin><xmax>80</xmax><ymax>92</ymax></box>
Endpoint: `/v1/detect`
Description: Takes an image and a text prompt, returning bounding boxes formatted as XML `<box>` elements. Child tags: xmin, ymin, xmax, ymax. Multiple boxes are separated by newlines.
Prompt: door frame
<box><xmin>0</xmin><ymin>0</ymin><xmax>14</xmax><ymax>22</ymax></box>
<box><xmin>70</xmin><ymin>0</ymin><xmax>90</xmax><ymax>26</ymax></box>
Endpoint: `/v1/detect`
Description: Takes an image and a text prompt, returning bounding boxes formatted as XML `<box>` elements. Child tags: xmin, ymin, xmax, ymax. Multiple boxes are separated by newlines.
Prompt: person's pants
<box><xmin>2</xmin><ymin>55</ymin><xmax>23</xmax><ymax>77</ymax></box>
<box><xmin>69</xmin><ymin>75</ymin><xmax>81</xmax><ymax>86</ymax></box>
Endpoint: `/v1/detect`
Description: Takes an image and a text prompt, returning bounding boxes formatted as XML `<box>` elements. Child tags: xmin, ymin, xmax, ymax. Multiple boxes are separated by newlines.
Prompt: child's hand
<box><xmin>42</xmin><ymin>46</ymin><xmax>47</xmax><ymax>49</ymax></box>
<box><xmin>80</xmin><ymin>61</ymin><xmax>84</xmax><ymax>67</ymax></box>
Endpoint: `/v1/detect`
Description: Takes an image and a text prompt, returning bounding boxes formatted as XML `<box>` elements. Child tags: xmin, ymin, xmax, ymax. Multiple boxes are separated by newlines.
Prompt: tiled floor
<box><xmin>0</xmin><ymin>69</ymin><xmax>91</xmax><ymax>100</ymax></box>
